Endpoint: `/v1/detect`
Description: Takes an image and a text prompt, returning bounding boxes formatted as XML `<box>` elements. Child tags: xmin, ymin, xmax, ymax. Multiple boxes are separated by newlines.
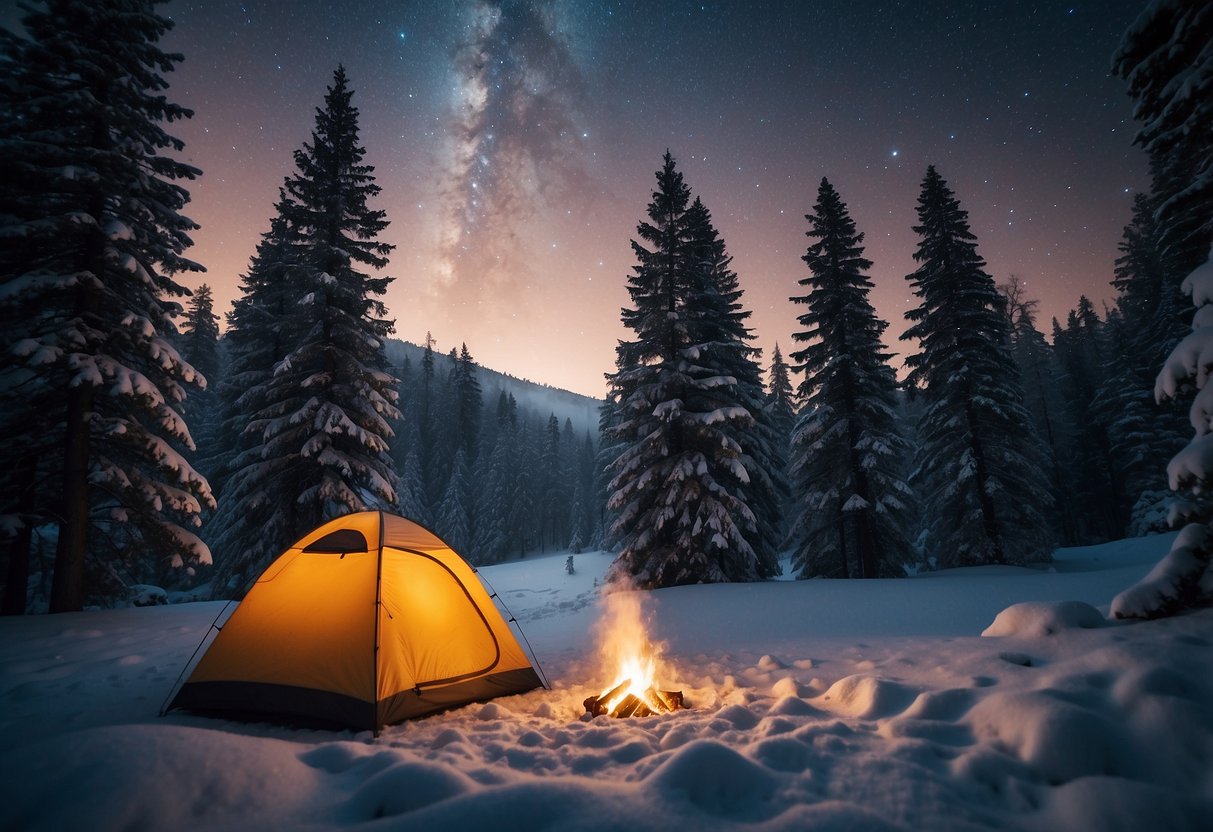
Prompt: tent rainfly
<box><xmin>167</xmin><ymin>511</ymin><xmax>544</xmax><ymax>731</ymax></box>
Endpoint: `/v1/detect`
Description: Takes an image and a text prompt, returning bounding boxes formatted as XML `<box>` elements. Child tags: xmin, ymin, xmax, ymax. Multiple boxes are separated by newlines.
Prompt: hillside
<box><xmin>385</xmin><ymin>339</ymin><xmax>602</xmax><ymax>436</ymax></box>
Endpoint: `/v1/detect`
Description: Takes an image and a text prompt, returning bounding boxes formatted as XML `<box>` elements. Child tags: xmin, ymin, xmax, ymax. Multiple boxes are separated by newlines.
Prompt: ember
<box><xmin>584</xmin><ymin>582</ymin><xmax>688</xmax><ymax>718</ymax></box>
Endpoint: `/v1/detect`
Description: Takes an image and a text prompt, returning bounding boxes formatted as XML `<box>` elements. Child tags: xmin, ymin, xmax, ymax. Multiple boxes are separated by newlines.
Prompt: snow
<box><xmin>979</xmin><ymin>600</ymin><xmax>1106</xmax><ymax>637</ymax></box>
<box><xmin>2</xmin><ymin>534</ymin><xmax>1212</xmax><ymax>831</ymax></box>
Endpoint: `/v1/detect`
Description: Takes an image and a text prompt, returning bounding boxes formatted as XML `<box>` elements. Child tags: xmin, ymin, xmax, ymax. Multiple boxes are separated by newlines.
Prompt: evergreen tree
<box><xmin>788</xmin><ymin>178</ymin><xmax>914</xmax><ymax>579</ymax></box>
<box><xmin>901</xmin><ymin>166</ymin><xmax>1052</xmax><ymax>567</ymax></box>
<box><xmin>394</xmin><ymin>420</ymin><xmax>428</xmax><ymax>525</ymax></box>
<box><xmin>1113</xmin><ymin>193</ymin><xmax>1187</xmax><ymax>376</ymax></box>
<box><xmin>1091</xmin><ymin>311</ymin><xmax>1181</xmax><ymax>535</ymax></box>
<box><xmin>539</xmin><ymin>414</ymin><xmax>564</xmax><ymax>550</ymax></box>
<box><xmin>209</xmin><ymin>67</ymin><xmax>398</xmax><ymax>595</ymax></box>
<box><xmin>0</xmin><ymin>0</ymin><xmax>212</xmax><ymax>611</ymax></box>
<box><xmin>996</xmin><ymin>279</ymin><xmax>1072</xmax><ymax>544</ymax></box>
<box><xmin>179</xmin><ymin>283</ymin><xmax>221</xmax><ymax>479</ymax></box>
<box><xmin>766</xmin><ymin>343</ymin><xmax>797</xmax><ymax>450</ymax></box>
<box><xmin>435</xmin><ymin>449</ymin><xmax>471</xmax><ymax>554</ymax></box>
<box><xmin>204</xmin><ymin>211</ymin><xmax>299</xmax><ymax>593</ymax></box>
<box><xmin>452</xmin><ymin>343</ymin><xmax>482</xmax><ymax>464</ymax></box>
<box><xmin>1052</xmin><ymin>298</ymin><xmax>1125</xmax><ymax>541</ymax></box>
<box><xmin>1113</xmin><ymin>2</ymin><xmax>1213</xmax><ymax>293</ymax></box>
<box><xmin>507</xmin><ymin>418</ymin><xmax>537</xmax><ymax>557</ymax></box>
<box><xmin>470</xmin><ymin>391</ymin><xmax>516</xmax><ymax>563</ymax></box>
<box><xmin>1109</xmin><ymin>0</ymin><xmax>1213</xmax><ymax>619</ymax></box>
<box><xmin>180</xmin><ymin>284</ymin><xmax>221</xmax><ymax>389</ymax></box>
<box><xmin>605</xmin><ymin>152</ymin><xmax>778</xmax><ymax>587</ymax></box>
<box><xmin>1106</xmin><ymin>193</ymin><xmax>1190</xmax><ymax>521</ymax></box>
<box><xmin>683</xmin><ymin>197</ymin><xmax>785</xmax><ymax>577</ymax></box>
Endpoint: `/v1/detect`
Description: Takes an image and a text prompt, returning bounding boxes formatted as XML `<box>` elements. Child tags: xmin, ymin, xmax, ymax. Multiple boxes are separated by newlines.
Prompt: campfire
<box><xmin>583</xmin><ymin>583</ymin><xmax>687</xmax><ymax>718</ymax></box>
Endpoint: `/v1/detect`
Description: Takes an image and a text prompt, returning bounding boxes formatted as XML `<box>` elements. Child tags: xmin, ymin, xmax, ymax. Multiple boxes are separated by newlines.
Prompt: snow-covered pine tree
<box><xmin>592</xmin><ymin>389</ymin><xmax>624</xmax><ymax>552</ymax></box>
<box><xmin>1113</xmin><ymin>193</ymin><xmax>1188</xmax><ymax>378</ymax></box>
<box><xmin>682</xmin><ymin>196</ymin><xmax>784</xmax><ymax>578</ymax></box>
<box><xmin>788</xmin><ymin>178</ymin><xmax>914</xmax><ymax>579</ymax></box>
<box><xmin>1118</xmin><ymin>246</ymin><xmax>1213</xmax><ymax>617</ymax></box>
<box><xmin>470</xmin><ymin>392</ymin><xmax>516</xmax><ymax>563</ymax></box>
<box><xmin>902</xmin><ymin>166</ymin><xmax>1052</xmax><ymax>568</ymax></box>
<box><xmin>507</xmin><ymin>418</ymin><xmax>537</xmax><ymax>557</ymax></box>
<box><xmin>0</xmin><ymin>0</ymin><xmax>212</xmax><ymax>611</ymax></box>
<box><xmin>1104</xmin><ymin>194</ymin><xmax>1192</xmax><ymax>527</ymax></box>
<box><xmin>179</xmin><ymin>283</ymin><xmax>221</xmax><ymax>476</ymax></box>
<box><xmin>605</xmin><ymin>152</ymin><xmax>777</xmax><ymax>587</ymax></box>
<box><xmin>1113</xmin><ymin>1</ymin><xmax>1212</xmax><ymax>293</ymax></box>
<box><xmin>1091</xmin><ymin>311</ymin><xmax>1183</xmax><ymax>535</ymax></box>
<box><xmin>394</xmin><ymin>419</ymin><xmax>429</xmax><ymax>526</ymax></box>
<box><xmin>180</xmin><ymin>285</ymin><xmax>221</xmax><ymax>395</ymax></box>
<box><xmin>205</xmin><ymin>210</ymin><xmax>303</xmax><ymax>594</ymax></box>
<box><xmin>209</xmin><ymin>67</ymin><xmax>399</xmax><ymax>595</ymax></box>
<box><xmin>435</xmin><ymin>448</ymin><xmax>471</xmax><ymax>555</ymax></box>
<box><xmin>569</xmin><ymin>429</ymin><xmax>597</xmax><ymax>551</ymax></box>
<box><xmin>1110</xmin><ymin>1</ymin><xmax>1213</xmax><ymax>618</ymax></box>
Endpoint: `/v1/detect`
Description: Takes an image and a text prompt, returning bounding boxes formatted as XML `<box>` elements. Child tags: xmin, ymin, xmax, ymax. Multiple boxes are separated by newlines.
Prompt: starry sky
<box><xmin>61</xmin><ymin>1</ymin><xmax>1160</xmax><ymax>397</ymax></box>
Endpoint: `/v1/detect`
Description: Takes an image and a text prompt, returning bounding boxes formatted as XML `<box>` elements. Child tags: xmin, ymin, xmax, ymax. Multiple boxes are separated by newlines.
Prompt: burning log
<box><xmin>583</xmin><ymin>685</ymin><xmax>687</xmax><ymax>718</ymax></box>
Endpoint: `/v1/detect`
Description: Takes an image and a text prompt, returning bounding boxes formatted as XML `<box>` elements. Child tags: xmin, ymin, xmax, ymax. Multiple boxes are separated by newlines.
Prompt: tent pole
<box><xmin>372</xmin><ymin>510</ymin><xmax>385</xmax><ymax>737</ymax></box>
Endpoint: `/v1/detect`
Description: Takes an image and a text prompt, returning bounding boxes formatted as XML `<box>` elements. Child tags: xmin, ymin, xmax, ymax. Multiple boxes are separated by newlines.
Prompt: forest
<box><xmin>0</xmin><ymin>0</ymin><xmax>1209</xmax><ymax>619</ymax></box>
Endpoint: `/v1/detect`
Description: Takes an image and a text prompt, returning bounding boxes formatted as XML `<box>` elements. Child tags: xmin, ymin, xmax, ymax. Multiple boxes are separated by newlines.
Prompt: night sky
<box><xmin>63</xmin><ymin>1</ymin><xmax>1158</xmax><ymax>396</ymax></box>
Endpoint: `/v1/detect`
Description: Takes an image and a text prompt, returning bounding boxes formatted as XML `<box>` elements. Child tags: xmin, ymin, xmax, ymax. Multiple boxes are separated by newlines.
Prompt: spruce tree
<box><xmin>788</xmin><ymin>178</ymin><xmax>914</xmax><ymax>579</ymax></box>
<box><xmin>997</xmin><ymin>279</ymin><xmax>1072</xmax><ymax>544</ymax></box>
<box><xmin>605</xmin><ymin>152</ymin><xmax>778</xmax><ymax>587</ymax></box>
<box><xmin>179</xmin><ymin>284</ymin><xmax>221</xmax><ymax>480</ymax></box>
<box><xmin>1110</xmin><ymin>0</ymin><xmax>1213</xmax><ymax>618</ymax></box>
<box><xmin>683</xmin><ymin>197</ymin><xmax>785</xmax><ymax>578</ymax></box>
<box><xmin>901</xmin><ymin>166</ymin><xmax>1052</xmax><ymax>567</ymax></box>
<box><xmin>209</xmin><ymin>67</ymin><xmax>398</xmax><ymax>594</ymax></box>
<box><xmin>1052</xmin><ymin>299</ymin><xmax>1125</xmax><ymax>541</ymax></box>
<box><xmin>1113</xmin><ymin>2</ymin><xmax>1212</xmax><ymax>292</ymax></box>
<box><xmin>0</xmin><ymin>0</ymin><xmax>212</xmax><ymax>611</ymax></box>
<box><xmin>452</xmin><ymin>344</ymin><xmax>482</xmax><ymax>464</ymax></box>
<box><xmin>766</xmin><ymin>344</ymin><xmax>797</xmax><ymax>449</ymax></box>
<box><xmin>435</xmin><ymin>449</ymin><xmax>471</xmax><ymax>554</ymax></box>
<box><xmin>206</xmin><ymin>210</ymin><xmax>301</xmax><ymax>594</ymax></box>
<box><xmin>471</xmin><ymin>392</ymin><xmax>516</xmax><ymax>563</ymax></box>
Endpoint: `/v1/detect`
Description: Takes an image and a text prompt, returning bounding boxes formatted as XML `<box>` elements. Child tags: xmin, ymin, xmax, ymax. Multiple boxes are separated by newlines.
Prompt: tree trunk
<box><xmin>49</xmin><ymin>384</ymin><xmax>93</xmax><ymax>613</ymax></box>
<box><xmin>963</xmin><ymin>399</ymin><xmax>1004</xmax><ymax>564</ymax></box>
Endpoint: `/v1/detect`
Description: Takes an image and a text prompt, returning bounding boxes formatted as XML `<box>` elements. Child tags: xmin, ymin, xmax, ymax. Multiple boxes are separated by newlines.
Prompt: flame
<box><xmin>596</xmin><ymin>582</ymin><xmax>670</xmax><ymax>713</ymax></box>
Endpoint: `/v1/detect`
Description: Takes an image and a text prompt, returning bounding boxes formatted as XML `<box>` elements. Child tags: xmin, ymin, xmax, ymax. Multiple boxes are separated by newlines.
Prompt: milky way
<box><xmin>53</xmin><ymin>0</ymin><xmax>1153</xmax><ymax>397</ymax></box>
<box><xmin>437</xmin><ymin>0</ymin><xmax>593</xmax><ymax>313</ymax></box>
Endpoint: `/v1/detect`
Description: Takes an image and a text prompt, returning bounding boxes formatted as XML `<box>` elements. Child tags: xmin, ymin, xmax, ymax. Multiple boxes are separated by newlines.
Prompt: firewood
<box><xmin>658</xmin><ymin>690</ymin><xmax>685</xmax><ymax>710</ymax></box>
<box><xmin>614</xmin><ymin>693</ymin><xmax>642</xmax><ymax>718</ymax></box>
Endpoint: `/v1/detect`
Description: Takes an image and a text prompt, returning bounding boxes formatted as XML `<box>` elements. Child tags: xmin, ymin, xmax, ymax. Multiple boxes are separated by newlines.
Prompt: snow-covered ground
<box><xmin>2</xmin><ymin>534</ymin><xmax>1211</xmax><ymax>831</ymax></box>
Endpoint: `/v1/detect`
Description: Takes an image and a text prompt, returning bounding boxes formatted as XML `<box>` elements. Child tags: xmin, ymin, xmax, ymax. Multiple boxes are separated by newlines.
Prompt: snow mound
<box><xmin>815</xmin><ymin>675</ymin><xmax>916</xmax><ymax>719</ymax></box>
<box><xmin>644</xmin><ymin>739</ymin><xmax>779</xmax><ymax>816</ymax></box>
<box><xmin>965</xmin><ymin>692</ymin><xmax>1130</xmax><ymax>784</ymax></box>
<box><xmin>981</xmin><ymin>601</ymin><xmax>1106</xmax><ymax>637</ymax></box>
<box><xmin>338</xmin><ymin>756</ymin><xmax>477</xmax><ymax>821</ymax></box>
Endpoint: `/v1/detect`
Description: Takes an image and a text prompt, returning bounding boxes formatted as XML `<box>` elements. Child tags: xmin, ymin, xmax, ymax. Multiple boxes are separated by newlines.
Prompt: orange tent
<box><xmin>168</xmin><ymin>511</ymin><xmax>544</xmax><ymax>731</ymax></box>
